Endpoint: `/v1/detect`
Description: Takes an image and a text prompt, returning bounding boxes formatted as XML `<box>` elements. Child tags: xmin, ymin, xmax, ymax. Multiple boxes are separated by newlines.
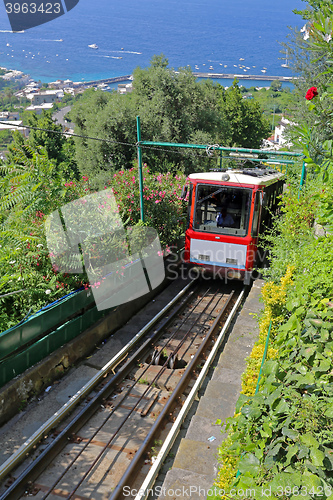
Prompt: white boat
<box><xmin>97</xmin><ymin>83</ymin><xmax>110</xmax><ymax>91</ymax></box>
<box><xmin>88</xmin><ymin>44</ymin><xmax>98</xmax><ymax>49</ymax></box>
<box><xmin>281</xmin><ymin>50</ymin><xmax>289</xmax><ymax>68</ymax></box>
<box><xmin>209</xmin><ymin>65</ymin><xmax>213</xmax><ymax>70</ymax></box>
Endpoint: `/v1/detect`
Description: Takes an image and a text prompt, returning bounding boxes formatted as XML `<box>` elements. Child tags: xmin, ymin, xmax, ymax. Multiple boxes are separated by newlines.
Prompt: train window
<box><xmin>251</xmin><ymin>191</ymin><xmax>261</xmax><ymax>238</ymax></box>
<box><xmin>187</xmin><ymin>184</ymin><xmax>193</xmax><ymax>229</ymax></box>
<box><xmin>193</xmin><ymin>184</ymin><xmax>251</xmax><ymax>236</ymax></box>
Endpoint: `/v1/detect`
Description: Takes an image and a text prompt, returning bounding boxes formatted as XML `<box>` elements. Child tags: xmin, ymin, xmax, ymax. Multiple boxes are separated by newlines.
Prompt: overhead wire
<box><xmin>0</xmin><ymin>120</ymin><xmax>300</xmax><ymax>163</ymax></box>
<box><xmin>0</xmin><ymin>120</ymin><xmax>223</xmax><ymax>160</ymax></box>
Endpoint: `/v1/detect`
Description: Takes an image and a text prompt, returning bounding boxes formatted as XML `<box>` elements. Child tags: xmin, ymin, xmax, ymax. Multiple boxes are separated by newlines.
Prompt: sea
<box><xmin>0</xmin><ymin>0</ymin><xmax>305</xmax><ymax>87</ymax></box>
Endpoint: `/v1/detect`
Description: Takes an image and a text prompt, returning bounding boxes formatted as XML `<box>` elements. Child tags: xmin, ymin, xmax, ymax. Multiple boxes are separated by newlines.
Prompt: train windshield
<box><xmin>193</xmin><ymin>184</ymin><xmax>252</xmax><ymax>236</ymax></box>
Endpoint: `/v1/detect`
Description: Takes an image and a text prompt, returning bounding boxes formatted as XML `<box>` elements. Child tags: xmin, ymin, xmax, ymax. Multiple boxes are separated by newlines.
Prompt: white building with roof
<box><xmin>31</xmin><ymin>90</ymin><xmax>64</xmax><ymax>105</ymax></box>
<box><xmin>118</xmin><ymin>83</ymin><xmax>133</xmax><ymax>94</ymax></box>
<box><xmin>0</xmin><ymin>111</ymin><xmax>20</xmax><ymax>121</ymax></box>
<box><xmin>25</xmin><ymin>103</ymin><xmax>54</xmax><ymax>114</ymax></box>
<box><xmin>0</xmin><ymin>120</ymin><xmax>28</xmax><ymax>137</ymax></box>
<box><xmin>274</xmin><ymin>117</ymin><xmax>295</xmax><ymax>147</ymax></box>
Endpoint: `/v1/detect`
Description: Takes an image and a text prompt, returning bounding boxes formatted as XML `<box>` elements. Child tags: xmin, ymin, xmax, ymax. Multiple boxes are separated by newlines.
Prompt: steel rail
<box><xmin>27</xmin><ymin>286</ymin><xmax>226</xmax><ymax>500</ymax></box>
<box><xmin>109</xmin><ymin>289</ymin><xmax>237</xmax><ymax>500</ymax></box>
<box><xmin>0</xmin><ymin>280</ymin><xmax>196</xmax><ymax>498</ymax></box>
<box><xmin>41</xmin><ymin>285</ymin><xmax>212</xmax><ymax>499</ymax></box>
<box><xmin>163</xmin><ymin>287</ymin><xmax>222</xmax><ymax>364</ymax></box>
<box><xmin>132</xmin><ymin>287</ymin><xmax>246</xmax><ymax>500</ymax></box>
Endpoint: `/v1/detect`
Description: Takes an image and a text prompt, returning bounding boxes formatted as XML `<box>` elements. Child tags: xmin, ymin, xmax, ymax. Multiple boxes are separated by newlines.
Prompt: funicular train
<box><xmin>183</xmin><ymin>168</ymin><xmax>284</xmax><ymax>284</ymax></box>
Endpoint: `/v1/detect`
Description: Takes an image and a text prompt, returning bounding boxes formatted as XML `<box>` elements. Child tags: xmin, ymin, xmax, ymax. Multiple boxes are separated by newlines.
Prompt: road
<box><xmin>53</xmin><ymin>105</ymin><xmax>74</xmax><ymax>129</ymax></box>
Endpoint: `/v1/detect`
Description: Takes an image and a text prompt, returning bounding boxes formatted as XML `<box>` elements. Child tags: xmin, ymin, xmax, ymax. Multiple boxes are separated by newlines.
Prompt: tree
<box><xmin>270</xmin><ymin>80</ymin><xmax>282</xmax><ymax>92</ymax></box>
<box><xmin>219</xmin><ymin>82</ymin><xmax>271</xmax><ymax>148</ymax></box>
<box><xmin>70</xmin><ymin>56</ymin><xmax>230</xmax><ymax>179</ymax></box>
<box><xmin>69</xmin><ymin>88</ymin><xmax>137</xmax><ymax>185</ymax></box>
<box><xmin>6</xmin><ymin>111</ymin><xmax>80</xmax><ymax>179</ymax></box>
<box><xmin>282</xmin><ymin>1</ymin><xmax>333</xmax><ymax>160</ymax></box>
<box><xmin>26</xmin><ymin>110</ymin><xmax>66</xmax><ymax>162</ymax></box>
<box><xmin>70</xmin><ymin>56</ymin><xmax>271</xmax><ymax>181</ymax></box>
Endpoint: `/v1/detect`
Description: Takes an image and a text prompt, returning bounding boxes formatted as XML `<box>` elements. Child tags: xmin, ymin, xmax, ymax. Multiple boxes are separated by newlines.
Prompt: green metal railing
<box><xmin>0</xmin><ymin>288</ymin><xmax>106</xmax><ymax>388</ymax></box>
<box><xmin>135</xmin><ymin>115</ymin><xmax>305</xmax><ymax>221</ymax></box>
<box><xmin>0</xmin><ymin>288</ymin><xmax>95</xmax><ymax>362</ymax></box>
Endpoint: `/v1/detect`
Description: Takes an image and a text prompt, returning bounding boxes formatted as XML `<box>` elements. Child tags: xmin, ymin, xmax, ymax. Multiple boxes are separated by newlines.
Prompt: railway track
<box><xmin>0</xmin><ymin>277</ymin><xmax>245</xmax><ymax>500</ymax></box>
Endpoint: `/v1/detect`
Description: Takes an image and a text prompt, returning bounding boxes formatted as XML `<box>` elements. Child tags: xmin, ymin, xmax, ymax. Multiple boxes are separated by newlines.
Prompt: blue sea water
<box><xmin>0</xmin><ymin>0</ymin><xmax>305</xmax><ymax>84</ymax></box>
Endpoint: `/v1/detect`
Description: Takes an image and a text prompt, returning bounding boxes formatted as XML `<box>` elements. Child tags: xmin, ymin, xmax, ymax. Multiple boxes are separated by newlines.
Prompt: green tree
<box><xmin>0</xmin><ymin>147</ymin><xmax>88</xmax><ymax>330</ymax></box>
<box><xmin>69</xmin><ymin>88</ymin><xmax>136</xmax><ymax>186</ymax></box>
<box><xmin>70</xmin><ymin>56</ymin><xmax>230</xmax><ymax>179</ymax></box>
<box><xmin>26</xmin><ymin>110</ymin><xmax>66</xmax><ymax>162</ymax></box>
<box><xmin>270</xmin><ymin>80</ymin><xmax>282</xmax><ymax>92</ymax></box>
<box><xmin>70</xmin><ymin>56</ymin><xmax>271</xmax><ymax>181</ymax></box>
<box><xmin>220</xmin><ymin>81</ymin><xmax>271</xmax><ymax>148</ymax></box>
<box><xmin>6</xmin><ymin>111</ymin><xmax>80</xmax><ymax>179</ymax></box>
<box><xmin>282</xmin><ymin>1</ymin><xmax>333</xmax><ymax>163</ymax></box>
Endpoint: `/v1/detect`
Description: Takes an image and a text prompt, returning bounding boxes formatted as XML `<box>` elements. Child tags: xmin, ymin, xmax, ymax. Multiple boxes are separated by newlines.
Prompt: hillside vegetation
<box><xmin>212</xmin><ymin>1</ymin><xmax>333</xmax><ymax>498</ymax></box>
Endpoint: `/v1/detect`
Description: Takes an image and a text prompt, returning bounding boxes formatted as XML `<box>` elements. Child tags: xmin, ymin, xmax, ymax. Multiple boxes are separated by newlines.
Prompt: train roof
<box><xmin>188</xmin><ymin>169</ymin><xmax>284</xmax><ymax>187</ymax></box>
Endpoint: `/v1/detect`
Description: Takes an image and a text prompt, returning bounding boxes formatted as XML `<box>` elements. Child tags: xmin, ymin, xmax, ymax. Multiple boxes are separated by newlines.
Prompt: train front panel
<box><xmin>183</xmin><ymin>171</ymin><xmax>272</xmax><ymax>283</ymax></box>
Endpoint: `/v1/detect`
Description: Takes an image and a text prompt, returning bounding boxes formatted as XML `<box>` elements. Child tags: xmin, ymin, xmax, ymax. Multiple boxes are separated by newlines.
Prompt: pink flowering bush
<box><xmin>0</xmin><ymin>149</ymin><xmax>92</xmax><ymax>331</ymax></box>
<box><xmin>0</xmin><ymin>150</ymin><xmax>187</xmax><ymax>331</ymax></box>
<box><xmin>107</xmin><ymin>165</ymin><xmax>187</xmax><ymax>249</ymax></box>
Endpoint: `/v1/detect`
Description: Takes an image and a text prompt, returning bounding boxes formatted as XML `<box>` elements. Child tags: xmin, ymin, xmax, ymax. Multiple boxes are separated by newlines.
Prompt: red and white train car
<box><xmin>183</xmin><ymin>168</ymin><xmax>284</xmax><ymax>284</ymax></box>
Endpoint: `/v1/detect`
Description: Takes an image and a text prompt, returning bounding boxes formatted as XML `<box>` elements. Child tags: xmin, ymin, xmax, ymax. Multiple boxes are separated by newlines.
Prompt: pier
<box><xmin>193</xmin><ymin>71</ymin><xmax>296</xmax><ymax>81</ymax></box>
<box><xmin>77</xmin><ymin>72</ymin><xmax>296</xmax><ymax>90</ymax></box>
<box><xmin>80</xmin><ymin>75</ymin><xmax>132</xmax><ymax>86</ymax></box>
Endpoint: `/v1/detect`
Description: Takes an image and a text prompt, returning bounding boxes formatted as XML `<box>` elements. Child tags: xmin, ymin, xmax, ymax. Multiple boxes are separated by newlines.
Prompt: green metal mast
<box><xmin>136</xmin><ymin>116</ymin><xmax>145</xmax><ymax>222</ymax></box>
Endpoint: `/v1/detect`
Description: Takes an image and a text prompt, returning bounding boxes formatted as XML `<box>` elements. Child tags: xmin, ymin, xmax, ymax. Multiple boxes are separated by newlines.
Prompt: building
<box><xmin>0</xmin><ymin>120</ymin><xmax>28</xmax><ymax>137</ymax></box>
<box><xmin>48</xmin><ymin>79</ymin><xmax>73</xmax><ymax>89</ymax></box>
<box><xmin>2</xmin><ymin>70</ymin><xmax>30</xmax><ymax>85</ymax></box>
<box><xmin>0</xmin><ymin>111</ymin><xmax>20</xmax><ymax>121</ymax></box>
<box><xmin>25</xmin><ymin>103</ymin><xmax>54</xmax><ymax>114</ymax></box>
<box><xmin>117</xmin><ymin>83</ymin><xmax>133</xmax><ymax>94</ymax></box>
<box><xmin>274</xmin><ymin>116</ymin><xmax>295</xmax><ymax>147</ymax></box>
<box><xmin>31</xmin><ymin>90</ymin><xmax>64</xmax><ymax>106</ymax></box>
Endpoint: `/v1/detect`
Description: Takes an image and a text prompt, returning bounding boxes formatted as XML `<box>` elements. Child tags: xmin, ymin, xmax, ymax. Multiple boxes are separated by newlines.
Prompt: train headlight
<box><xmin>221</xmin><ymin>173</ymin><xmax>230</xmax><ymax>181</ymax></box>
<box><xmin>227</xmin><ymin>269</ymin><xmax>242</xmax><ymax>280</ymax></box>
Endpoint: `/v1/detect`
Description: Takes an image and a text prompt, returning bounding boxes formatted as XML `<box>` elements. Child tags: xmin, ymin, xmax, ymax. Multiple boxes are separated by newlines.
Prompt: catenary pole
<box><xmin>136</xmin><ymin>116</ymin><xmax>145</xmax><ymax>222</ymax></box>
<box><xmin>298</xmin><ymin>160</ymin><xmax>306</xmax><ymax>199</ymax></box>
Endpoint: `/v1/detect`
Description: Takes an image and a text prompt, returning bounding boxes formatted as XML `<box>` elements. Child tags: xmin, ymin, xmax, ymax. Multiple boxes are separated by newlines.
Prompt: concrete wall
<box><xmin>0</xmin><ymin>256</ymin><xmax>181</xmax><ymax>426</ymax></box>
